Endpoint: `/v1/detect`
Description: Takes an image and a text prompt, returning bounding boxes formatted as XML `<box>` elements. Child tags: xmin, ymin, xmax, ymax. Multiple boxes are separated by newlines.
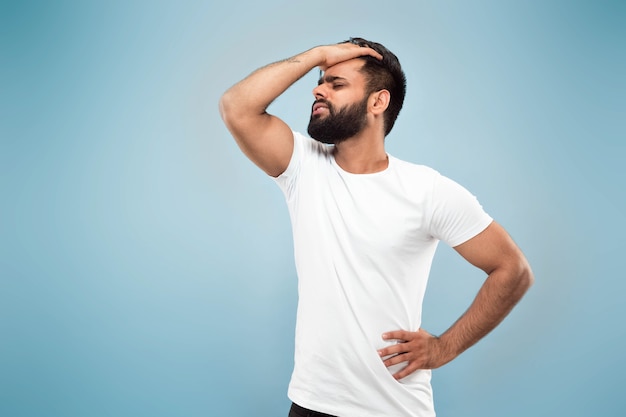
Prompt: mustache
<box><xmin>311</xmin><ymin>98</ymin><xmax>333</xmax><ymax>111</ymax></box>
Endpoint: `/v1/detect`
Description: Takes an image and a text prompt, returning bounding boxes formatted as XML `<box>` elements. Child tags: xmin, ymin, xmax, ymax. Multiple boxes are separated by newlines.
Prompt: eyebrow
<box><xmin>317</xmin><ymin>75</ymin><xmax>349</xmax><ymax>86</ymax></box>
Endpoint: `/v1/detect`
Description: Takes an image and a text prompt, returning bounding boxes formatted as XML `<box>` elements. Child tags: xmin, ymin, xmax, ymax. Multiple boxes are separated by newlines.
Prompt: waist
<box><xmin>289</xmin><ymin>402</ymin><xmax>337</xmax><ymax>417</ymax></box>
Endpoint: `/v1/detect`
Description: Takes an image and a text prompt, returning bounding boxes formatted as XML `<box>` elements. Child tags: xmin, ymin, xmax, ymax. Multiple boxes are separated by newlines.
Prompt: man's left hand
<box><xmin>378</xmin><ymin>329</ymin><xmax>453</xmax><ymax>380</ymax></box>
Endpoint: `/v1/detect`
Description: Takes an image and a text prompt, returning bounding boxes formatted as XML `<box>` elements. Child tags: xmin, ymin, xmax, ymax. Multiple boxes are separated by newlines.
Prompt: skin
<box><xmin>219</xmin><ymin>42</ymin><xmax>534</xmax><ymax>380</ymax></box>
<box><xmin>379</xmin><ymin>221</ymin><xmax>533</xmax><ymax>379</ymax></box>
<box><xmin>219</xmin><ymin>43</ymin><xmax>385</xmax><ymax>176</ymax></box>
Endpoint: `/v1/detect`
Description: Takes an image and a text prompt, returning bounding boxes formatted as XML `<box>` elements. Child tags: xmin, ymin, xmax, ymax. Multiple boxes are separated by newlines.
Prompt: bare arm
<box><xmin>379</xmin><ymin>221</ymin><xmax>534</xmax><ymax>379</ymax></box>
<box><xmin>218</xmin><ymin>43</ymin><xmax>382</xmax><ymax>177</ymax></box>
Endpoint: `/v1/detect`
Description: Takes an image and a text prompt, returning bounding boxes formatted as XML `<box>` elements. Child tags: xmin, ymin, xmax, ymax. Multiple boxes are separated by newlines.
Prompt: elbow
<box><xmin>494</xmin><ymin>255</ymin><xmax>534</xmax><ymax>298</ymax></box>
<box><xmin>219</xmin><ymin>89</ymin><xmax>257</xmax><ymax>133</ymax></box>
<box><xmin>515</xmin><ymin>257</ymin><xmax>534</xmax><ymax>294</ymax></box>
<box><xmin>218</xmin><ymin>90</ymin><xmax>236</xmax><ymax>125</ymax></box>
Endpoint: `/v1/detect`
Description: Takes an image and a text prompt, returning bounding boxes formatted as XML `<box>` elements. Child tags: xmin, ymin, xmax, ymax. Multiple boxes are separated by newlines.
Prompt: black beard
<box><xmin>307</xmin><ymin>97</ymin><xmax>368</xmax><ymax>145</ymax></box>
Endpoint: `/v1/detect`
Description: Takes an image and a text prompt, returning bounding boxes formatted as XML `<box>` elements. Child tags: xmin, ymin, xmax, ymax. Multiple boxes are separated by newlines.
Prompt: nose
<box><xmin>312</xmin><ymin>83</ymin><xmax>327</xmax><ymax>99</ymax></box>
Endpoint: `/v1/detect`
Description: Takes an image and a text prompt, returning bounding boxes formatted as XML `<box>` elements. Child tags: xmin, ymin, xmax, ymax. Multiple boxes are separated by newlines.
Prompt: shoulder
<box><xmin>390</xmin><ymin>156</ymin><xmax>477</xmax><ymax>197</ymax></box>
<box><xmin>390</xmin><ymin>155</ymin><xmax>439</xmax><ymax>176</ymax></box>
<box><xmin>293</xmin><ymin>131</ymin><xmax>332</xmax><ymax>158</ymax></box>
<box><xmin>388</xmin><ymin>155</ymin><xmax>441</xmax><ymax>190</ymax></box>
<box><xmin>274</xmin><ymin>131</ymin><xmax>332</xmax><ymax>187</ymax></box>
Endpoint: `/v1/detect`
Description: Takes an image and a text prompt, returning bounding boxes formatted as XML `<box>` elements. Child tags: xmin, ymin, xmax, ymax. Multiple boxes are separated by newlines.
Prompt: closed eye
<box><xmin>317</xmin><ymin>75</ymin><xmax>349</xmax><ymax>88</ymax></box>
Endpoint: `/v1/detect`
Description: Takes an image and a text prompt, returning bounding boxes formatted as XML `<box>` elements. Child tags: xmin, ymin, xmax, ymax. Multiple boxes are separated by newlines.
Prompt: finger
<box><xmin>383</xmin><ymin>353</ymin><xmax>411</xmax><ymax>368</ymax></box>
<box><xmin>378</xmin><ymin>340</ymin><xmax>414</xmax><ymax>359</ymax></box>
<box><xmin>377</xmin><ymin>343</ymin><xmax>403</xmax><ymax>358</ymax></box>
<box><xmin>382</xmin><ymin>330</ymin><xmax>410</xmax><ymax>341</ymax></box>
<box><xmin>393</xmin><ymin>362</ymin><xmax>419</xmax><ymax>380</ymax></box>
<box><xmin>363</xmin><ymin>48</ymin><xmax>383</xmax><ymax>61</ymax></box>
<box><xmin>349</xmin><ymin>45</ymin><xmax>383</xmax><ymax>61</ymax></box>
<box><xmin>341</xmin><ymin>39</ymin><xmax>383</xmax><ymax>61</ymax></box>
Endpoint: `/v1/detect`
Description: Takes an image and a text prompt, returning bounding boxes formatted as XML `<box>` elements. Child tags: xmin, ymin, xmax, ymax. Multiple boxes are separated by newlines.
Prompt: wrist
<box><xmin>433</xmin><ymin>334</ymin><xmax>459</xmax><ymax>367</ymax></box>
<box><xmin>297</xmin><ymin>46</ymin><xmax>325</xmax><ymax>70</ymax></box>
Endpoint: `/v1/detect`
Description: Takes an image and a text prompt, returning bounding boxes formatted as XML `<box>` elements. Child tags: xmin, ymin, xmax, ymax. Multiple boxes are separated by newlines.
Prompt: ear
<box><xmin>369</xmin><ymin>90</ymin><xmax>390</xmax><ymax>115</ymax></box>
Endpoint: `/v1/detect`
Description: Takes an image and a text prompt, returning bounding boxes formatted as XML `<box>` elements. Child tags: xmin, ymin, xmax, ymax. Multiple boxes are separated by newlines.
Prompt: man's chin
<box><xmin>308</xmin><ymin>131</ymin><xmax>346</xmax><ymax>145</ymax></box>
<box><xmin>310</xmin><ymin>113</ymin><xmax>327</xmax><ymax>123</ymax></box>
<box><xmin>312</xmin><ymin>136</ymin><xmax>337</xmax><ymax>145</ymax></box>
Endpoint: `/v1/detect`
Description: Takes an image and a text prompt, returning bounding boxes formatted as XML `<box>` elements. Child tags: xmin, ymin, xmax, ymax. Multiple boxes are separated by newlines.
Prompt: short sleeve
<box><xmin>428</xmin><ymin>173</ymin><xmax>493</xmax><ymax>247</ymax></box>
<box><xmin>272</xmin><ymin>131</ymin><xmax>305</xmax><ymax>199</ymax></box>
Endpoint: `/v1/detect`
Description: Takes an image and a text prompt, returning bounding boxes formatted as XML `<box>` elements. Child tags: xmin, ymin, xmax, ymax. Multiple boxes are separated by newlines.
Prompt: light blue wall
<box><xmin>2</xmin><ymin>1</ymin><xmax>624</xmax><ymax>416</ymax></box>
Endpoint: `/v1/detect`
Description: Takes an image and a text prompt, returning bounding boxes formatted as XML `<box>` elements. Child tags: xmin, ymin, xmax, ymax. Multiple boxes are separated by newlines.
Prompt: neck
<box><xmin>333</xmin><ymin>129</ymin><xmax>388</xmax><ymax>174</ymax></box>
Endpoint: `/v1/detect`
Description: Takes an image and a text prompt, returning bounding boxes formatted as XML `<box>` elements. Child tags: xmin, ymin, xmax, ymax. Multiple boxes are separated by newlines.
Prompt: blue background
<box><xmin>1</xmin><ymin>1</ymin><xmax>624</xmax><ymax>416</ymax></box>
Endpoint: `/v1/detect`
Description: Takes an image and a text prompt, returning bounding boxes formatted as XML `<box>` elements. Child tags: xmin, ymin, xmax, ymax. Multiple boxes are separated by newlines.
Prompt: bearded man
<box><xmin>219</xmin><ymin>37</ymin><xmax>533</xmax><ymax>417</ymax></box>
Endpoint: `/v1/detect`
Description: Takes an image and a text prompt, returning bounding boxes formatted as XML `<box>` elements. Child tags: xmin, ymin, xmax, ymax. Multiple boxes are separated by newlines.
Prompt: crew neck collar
<box><xmin>331</xmin><ymin>153</ymin><xmax>393</xmax><ymax>176</ymax></box>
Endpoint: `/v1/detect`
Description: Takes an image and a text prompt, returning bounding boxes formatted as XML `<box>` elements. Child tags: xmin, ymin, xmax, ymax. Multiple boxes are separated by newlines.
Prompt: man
<box><xmin>219</xmin><ymin>37</ymin><xmax>533</xmax><ymax>417</ymax></box>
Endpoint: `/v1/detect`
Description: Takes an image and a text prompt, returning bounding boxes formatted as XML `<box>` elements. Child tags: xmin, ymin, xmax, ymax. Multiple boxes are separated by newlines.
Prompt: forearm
<box><xmin>219</xmin><ymin>41</ymin><xmax>383</xmax><ymax>120</ymax></box>
<box><xmin>219</xmin><ymin>48</ymin><xmax>322</xmax><ymax>119</ymax></box>
<box><xmin>436</xmin><ymin>263</ymin><xmax>533</xmax><ymax>364</ymax></box>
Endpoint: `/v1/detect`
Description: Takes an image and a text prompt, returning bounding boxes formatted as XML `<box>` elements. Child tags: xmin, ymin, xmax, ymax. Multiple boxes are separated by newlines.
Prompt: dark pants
<box><xmin>288</xmin><ymin>402</ymin><xmax>337</xmax><ymax>417</ymax></box>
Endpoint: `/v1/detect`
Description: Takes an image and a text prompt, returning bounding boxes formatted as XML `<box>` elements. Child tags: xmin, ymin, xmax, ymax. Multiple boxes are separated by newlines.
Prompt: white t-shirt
<box><xmin>273</xmin><ymin>132</ymin><xmax>493</xmax><ymax>417</ymax></box>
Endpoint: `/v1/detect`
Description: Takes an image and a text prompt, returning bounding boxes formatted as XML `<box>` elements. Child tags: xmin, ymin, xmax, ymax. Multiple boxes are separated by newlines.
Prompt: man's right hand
<box><xmin>313</xmin><ymin>42</ymin><xmax>383</xmax><ymax>71</ymax></box>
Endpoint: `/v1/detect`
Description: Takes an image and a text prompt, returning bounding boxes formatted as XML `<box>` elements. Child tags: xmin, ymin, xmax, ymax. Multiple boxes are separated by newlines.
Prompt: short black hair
<box><xmin>344</xmin><ymin>37</ymin><xmax>407</xmax><ymax>136</ymax></box>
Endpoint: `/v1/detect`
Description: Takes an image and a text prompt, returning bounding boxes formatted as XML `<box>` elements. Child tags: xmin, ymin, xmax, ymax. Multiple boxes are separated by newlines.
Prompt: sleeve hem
<box><xmin>449</xmin><ymin>217</ymin><xmax>494</xmax><ymax>248</ymax></box>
